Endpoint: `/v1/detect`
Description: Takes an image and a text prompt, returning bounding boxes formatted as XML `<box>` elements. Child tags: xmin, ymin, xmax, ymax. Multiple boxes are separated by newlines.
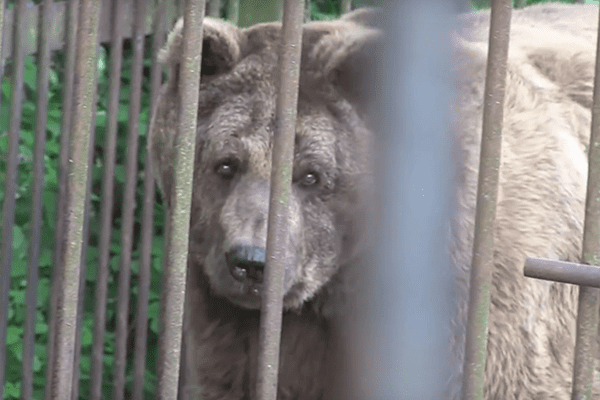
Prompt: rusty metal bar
<box><xmin>131</xmin><ymin>1</ymin><xmax>167</xmax><ymax>399</ymax></box>
<box><xmin>0</xmin><ymin>0</ymin><xmax>26</xmax><ymax>397</ymax></box>
<box><xmin>0</xmin><ymin>0</ymin><xmax>6</xmax><ymax>112</ymax></box>
<box><xmin>45</xmin><ymin>1</ymin><xmax>79</xmax><ymax>399</ymax></box>
<box><xmin>1</xmin><ymin>0</ymin><xmax>167</xmax><ymax>61</ymax></box>
<box><xmin>207</xmin><ymin>0</ymin><xmax>219</xmax><ymax>17</ymax></box>
<box><xmin>156</xmin><ymin>0</ymin><xmax>205</xmax><ymax>398</ymax></box>
<box><xmin>48</xmin><ymin>0</ymin><xmax>101</xmax><ymax>398</ymax></box>
<box><xmin>21</xmin><ymin>0</ymin><xmax>52</xmax><ymax>398</ymax></box>
<box><xmin>341</xmin><ymin>0</ymin><xmax>351</xmax><ymax>14</ymax></box>
<box><xmin>525</xmin><ymin>258</ymin><xmax>600</xmax><ymax>288</ymax></box>
<box><xmin>227</xmin><ymin>0</ymin><xmax>239</xmax><ymax>24</ymax></box>
<box><xmin>89</xmin><ymin>0</ymin><xmax>125</xmax><ymax>398</ymax></box>
<box><xmin>71</xmin><ymin>64</ymin><xmax>99</xmax><ymax>400</ymax></box>
<box><xmin>462</xmin><ymin>1</ymin><xmax>512</xmax><ymax>399</ymax></box>
<box><xmin>112</xmin><ymin>0</ymin><xmax>149</xmax><ymax>397</ymax></box>
<box><xmin>570</xmin><ymin>4</ymin><xmax>600</xmax><ymax>398</ymax></box>
<box><xmin>255</xmin><ymin>1</ymin><xmax>304</xmax><ymax>400</ymax></box>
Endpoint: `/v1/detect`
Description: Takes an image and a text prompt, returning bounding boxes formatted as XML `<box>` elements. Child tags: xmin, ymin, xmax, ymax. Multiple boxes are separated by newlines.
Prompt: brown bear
<box><xmin>449</xmin><ymin>3</ymin><xmax>598</xmax><ymax>399</ymax></box>
<box><xmin>149</xmin><ymin>3</ymin><xmax>599</xmax><ymax>400</ymax></box>
<box><xmin>149</xmin><ymin>8</ymin><xmax>380</xmax><ymax>400</ymax></box>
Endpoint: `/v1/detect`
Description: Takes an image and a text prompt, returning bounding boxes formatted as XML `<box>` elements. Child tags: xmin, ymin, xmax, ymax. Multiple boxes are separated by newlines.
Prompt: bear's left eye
<box><xmin>299</xmin><ymin>171</ymin><xmax>319</xmax><ymax>187</ymax></box>
<box><xmin>215</xmin><ymin>160</ymin><xmax>238</xmax><ymax>179</ymax></box>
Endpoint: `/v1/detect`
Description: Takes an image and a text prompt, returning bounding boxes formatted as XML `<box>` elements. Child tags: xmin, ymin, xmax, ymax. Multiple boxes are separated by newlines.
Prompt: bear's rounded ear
<box><xmin>323</xmin><ymin>28</ymin><xmax>382</xmax><ymax>113</ymax></box>
<box><xmin>340</xmin><ymin>7</ymin><xmax>384</xmax><ymax>30</ymax></box>
<box><xmin>308</xmin><ymin>8</ymin><xmax>383</xmax><ymax>114</ymax></box>
<box><xmin>159</xmin><ymin>17</ymin><xmax>247</xmax><ymax>87</ymax></box>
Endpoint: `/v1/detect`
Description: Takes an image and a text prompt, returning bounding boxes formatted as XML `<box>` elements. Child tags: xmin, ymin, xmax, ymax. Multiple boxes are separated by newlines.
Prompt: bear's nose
<box><xmin>226</xmin><ymin>245</ymin><xmax>266</xmax><ymax>283</ymax></box>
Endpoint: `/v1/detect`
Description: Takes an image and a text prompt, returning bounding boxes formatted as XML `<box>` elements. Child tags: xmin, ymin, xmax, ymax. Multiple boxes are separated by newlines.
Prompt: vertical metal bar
<box><xmin>462</xmin><ymin>1</ymin><xmax>511</xmax><ymax>399</ymax></box>
<box><xmin>48</xmin><ymin>0</ymin><xmax>101</xmax><ymax>398</ymax></box>
<box><xmin>112</xmin><ymin>0</ymin><xmax>149</xmax><ymax>396</ymax></box>
<box><xmin>207</xmin><ymin>0</ymin><xmax>219</xmax><ymax>17</ymax></box>
<box><xmin>303</xmin><ymin>0</ymin><xmax>310</xmax><ymax>23</ymax></box>
<box><xmin>364</xmin><ymin>1</ymin><xmax>455</xmax><ymax>399</ymax></box>
<box><xmin>71</xmin><ymin>61</ymin><xmax>99</xmax><ymax>400</ymax></box>
<box><xmin>571</xmin><ymin>5</ymin><xmax>600</xmax><ymax>399</ymax></box>
<box><xmin>45</xmin><ymin>2</ymin><xmax>79</xmax><ymax>399</ymax></box>
<box><xmin>21</xmin><ymin>1</ymin><xmax>52</xmax><ymax>399</ymax></box>
<box><xmin>227</xmin><ymin>0</ymin><xmax>238</xmax><ymax>25</ymax></box>
<box><xmin>0</xmin><ymin>0</ymin><xmax>26</xmax><ymax>397</ymax></box>
<box><xmin>132</xmin><ymin>1</ymin><xmax>166</xmax><ymax>399</ymax></box>
<box><xmin>156</xmin><ymin>0</ymin><xmax>205</xmax><ymax>398</ymax></box>
<box><xmin>89</xmin><ymin>0</ymin><xmax>125</xmax><ymax>398</ymax></box>
<box><xmin>340</xmin><ymin>0</ymin><xmax>351</xmax><ymax>14</ymax></box>
<box><xmin>0</xmin><ymin>0</ymin><xmax>6</xmax><ymax>112</ymax></box>
<box><xmin>256</xmin><ymin>2</ymin><xmax>304</xmax><ymax>400</ymax></box>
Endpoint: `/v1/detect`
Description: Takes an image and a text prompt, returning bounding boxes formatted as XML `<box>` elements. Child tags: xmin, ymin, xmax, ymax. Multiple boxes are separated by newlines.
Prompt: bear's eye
<box><xmin>215</xmin><ymin>160</ymin><xmax>238</xmax><ymax>179</ymax></box>
<box><xmin>299</xmin><ymin>171</ymin><xmax>319</xmax><ymax>187</ymax></box>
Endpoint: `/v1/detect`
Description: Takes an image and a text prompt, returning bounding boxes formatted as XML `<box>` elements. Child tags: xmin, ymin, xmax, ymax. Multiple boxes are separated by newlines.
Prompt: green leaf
<box><xmin>115</xmin><ymin>164</ymin><xmax>126</xmax><ymax>183</ymax></box>
<box><xmin>6</xmin><ymin>326</ymin><xmax>21</xmax><ymax>345</ymax></box>
<box><xmin>23</xmin><ymin>56</ymin><xmax>37</xmax><ymax>90</ymax></box>
<box><xmin>33</xmin><ymin>355</ymin><xmax>42</xmax><ymax>372</ymax></box>
<box><xmin>4</xmin><ymin>381</ymin><xmax>20</xmax><ymax>398</ymax></box>
<box><xmin>10</xmin><ymin>289</ymin><xmax>25</xmax><ymax>306</ymax></box>
<box><xmin>12</xmin><ymin>225</ymin><xmax>25</xmax><ymax>252</ymax></box>
<box><xmin>81</xmin><ymin>325</ymin><xmax>93</xmax><ymax>347</ymax></box>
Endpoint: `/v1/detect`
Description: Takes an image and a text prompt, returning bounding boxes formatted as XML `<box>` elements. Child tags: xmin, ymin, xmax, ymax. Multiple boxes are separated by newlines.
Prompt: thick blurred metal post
<box><xmin>462</xmin><ymin>1</ymin><xmax>511</xmax><ymax>399</ymax></box>
<box><xmin>366</xmin><ymin>1</ymin><xmax>455</xmax><ymax>399</ymax></box>
<box><xmin>156</xmin><ymin>0</ymin><xmax>205</xmax><ymax>399</ymax></box>
<box><xmin>256</xmin><ymin>1</ymin><xmax>304</xmax><ymax>400</ymax></box>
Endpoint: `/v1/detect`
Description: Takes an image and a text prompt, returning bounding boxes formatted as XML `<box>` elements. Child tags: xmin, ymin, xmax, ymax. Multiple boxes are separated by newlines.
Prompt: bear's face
<box><xmin>150</xmin><ymin>12</ymin><xmax>381</xmax><ymax>310</ymax></box>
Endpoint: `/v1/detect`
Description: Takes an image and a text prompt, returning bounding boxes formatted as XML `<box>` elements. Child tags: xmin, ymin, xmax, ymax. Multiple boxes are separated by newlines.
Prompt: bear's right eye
<box><xmin>215</xmin><ymin>160</ymin><xmax>238</xmax><ymax>179</ymax></box>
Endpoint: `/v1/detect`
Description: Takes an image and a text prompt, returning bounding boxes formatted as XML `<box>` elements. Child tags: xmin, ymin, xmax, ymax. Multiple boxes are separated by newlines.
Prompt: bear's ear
<box><xmin>159</xmin><ymin>17</ymin><xmax>247</xmax><ymax>87</ymax></box>
<box><xmin>324</xmin><ymin>29</ymin><xmax>382</xmax><ymax>112</ymax></box>
<box><xmin>311</xmin><ymin>9</ymin><xmax>383</xmax><ymax>113</ymax></box>
<box><xmin>340</xmin><ymin>7</ymin><xmax>384</xmax><ymax>30</ymax></box>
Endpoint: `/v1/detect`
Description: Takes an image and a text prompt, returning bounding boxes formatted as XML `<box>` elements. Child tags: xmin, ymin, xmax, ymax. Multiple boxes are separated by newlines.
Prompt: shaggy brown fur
<box><xmin>149</xmin><ymin>3</ymin><xmax>599</xmax><ymax>399</ymax></box>
<box><xmin>149</xmin><ymin>9</ymin><xmax>379</xmax><ymax>400</ymax></box>
<box><xmin>450</xmin><ymin>4</ymin><xmax>598</xmax><ymax>399</ymax></box>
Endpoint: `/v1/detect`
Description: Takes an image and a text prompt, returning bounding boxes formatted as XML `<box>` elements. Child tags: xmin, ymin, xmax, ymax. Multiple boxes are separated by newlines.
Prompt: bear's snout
<box><xmin>226</xmin><ymin>245</ymin><xmax>266</xmax><ymax>283</ymax></box>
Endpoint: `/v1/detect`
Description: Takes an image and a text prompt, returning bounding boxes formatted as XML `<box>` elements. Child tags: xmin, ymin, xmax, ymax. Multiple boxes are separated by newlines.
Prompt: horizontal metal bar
<box><xmin>524</xmin><ymin>258</ymin><xmax>600</xmax><ymax>288</ymax></box>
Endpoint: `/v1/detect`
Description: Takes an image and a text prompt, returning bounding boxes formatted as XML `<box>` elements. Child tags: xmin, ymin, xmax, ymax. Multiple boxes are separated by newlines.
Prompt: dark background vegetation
<box><xmin>0</xmin><ymin>0</ymin><xmax>596</xmax><ymax>398</ymax></box>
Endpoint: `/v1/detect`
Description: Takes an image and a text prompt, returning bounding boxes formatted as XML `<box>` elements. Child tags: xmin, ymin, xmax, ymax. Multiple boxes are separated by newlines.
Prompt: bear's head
<box><xmin>149</xmin><ymin>9</ymin><xmax>382</xmax><ymax>311</ymax></box>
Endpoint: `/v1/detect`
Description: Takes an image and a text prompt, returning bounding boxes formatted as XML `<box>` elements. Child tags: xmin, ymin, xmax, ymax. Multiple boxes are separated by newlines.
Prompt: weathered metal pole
<box><xmin>256</xmin><ymin>1</ymin><xmax>304</xmax><ymax>399</ymax></box>
<box><xmin>156</xmin><ymin>0</ymin><xmax>205</xmax><ymax>399</ymax></box>
<box><xmin>525</xmin><ymin>258</ymin><xmax>600</xmax><ymax>288</ymax></box>
<box><xmin>207</xmin><ymin>0</ymin><xmax>219</xmax><ymax>17</ymax></box>
<box><xmin>21</xmin><ymin>0</ymin><xmax>52</xmax><ymax>398</ymax></box>
<box><xmin>570</xmin><ymin>5</ymin><xmax>600</xmax><ymax>399</ymax></box>
<box><xmin>341</xmin><ymin>0</ymin><xmax>351</xmax><ymax>14</ymax></box>
<box><xmin>49</xmin><ymin>0</ymin><xmax>100</xmax><ymax>398</ymax></box>
<box><xmin>44</xmin><ymin>2</ymin><xmax>79</xmax><ymax>399</ymax></box>
<box><xmin>0</xmin><ymin>0</ymin><xmax>26</xmax><ymax>398</ymax></box>
<box><xmin>227</xmin><ymin>0</ymin><xmax>239</xmax><ymax>24</ymax></box>
<box><xmin>462</xmin><ymin>0</ymin><xmax>512</xmax><ymax>399</ymax></box>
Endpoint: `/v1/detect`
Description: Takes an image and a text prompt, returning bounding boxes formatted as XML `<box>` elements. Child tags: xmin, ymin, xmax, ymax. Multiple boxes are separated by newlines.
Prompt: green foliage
<box><xmin>0</xmin><ymin>35</ymin><xmax>166</xmax><ymax>400</ymax></box>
